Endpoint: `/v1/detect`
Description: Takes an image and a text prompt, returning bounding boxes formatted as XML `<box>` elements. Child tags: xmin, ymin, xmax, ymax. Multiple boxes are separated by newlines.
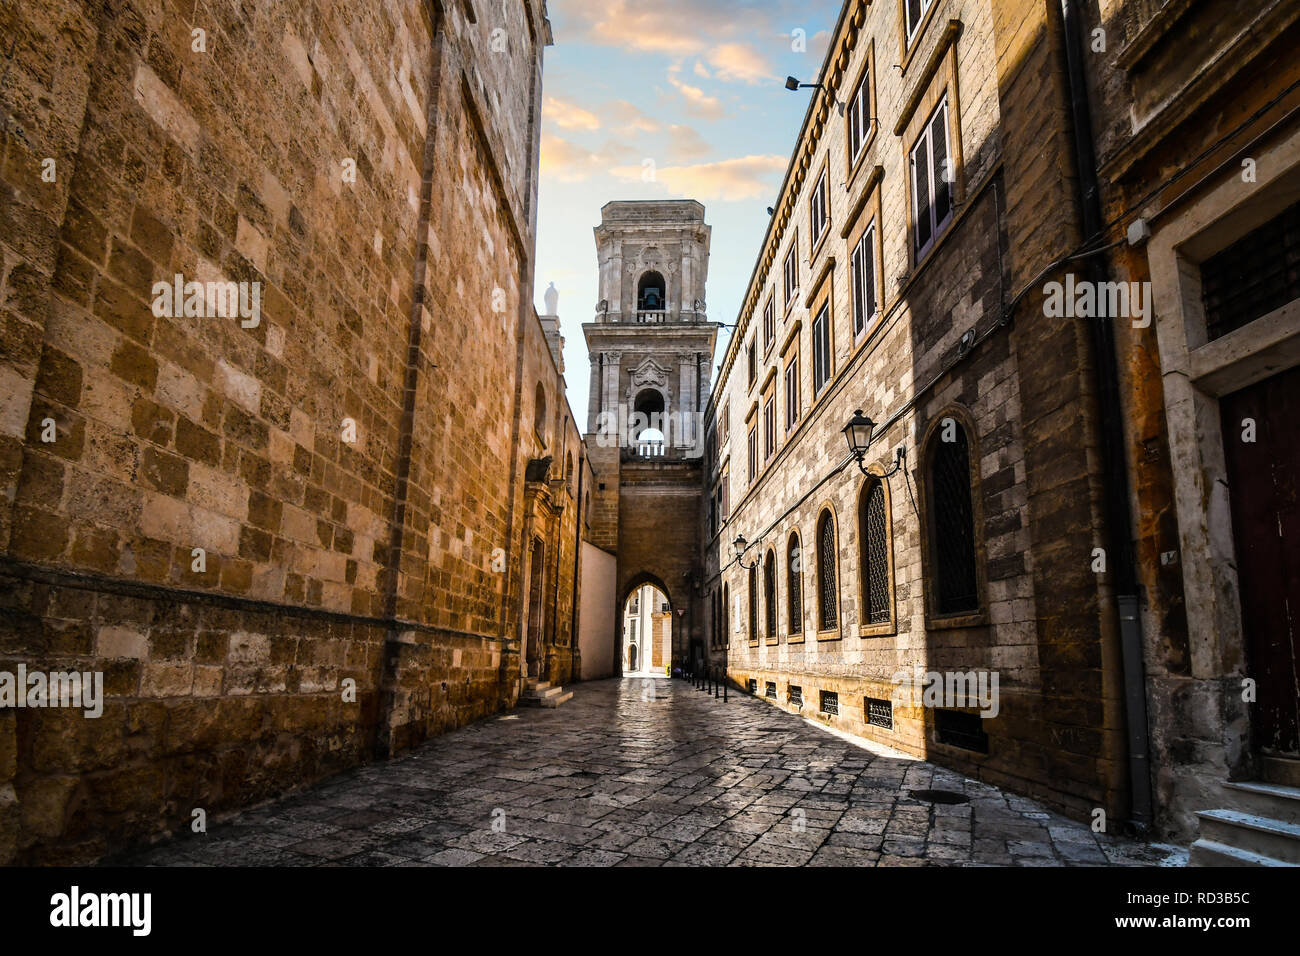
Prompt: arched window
<box><xmin>927</xmin><ymin>417</ymin><xmax>978</xmax><ymax>614</ymax></box>
<box><xmin>859</xmin><ymin>478</ymin><xmax>892</xmax><ymax>627</ymax></box>
<box><xmin>787</xmin><ymin>532</ymin><xmax>802</xmax><ymax>635</ymax></box>
<box><xmin>748</xmin><ymin>564</ymin><xmax>758</xmax><ymax>642</ymax></box>
<box><xmin>534</xmin><ymin>382</ymin><xmax>548</xmax><ymax>444</ymax></box>
<box><xmin>764</xmin><ymin>549</ymin><xmax>777</xmax><ymax>639</ymax></box>
<box><xmin>723</xmin><ymin>583</ymin><xmax>730</xmax><ymax>644</ymax></box>
<box><xmin>816</xmin><ymin>510</ymin><xmax>838</xmax><ymax>631</ymax></box>
<box><xmin>637</xmin><ymin>270</ymin><xmax>666</xmax><ymax>312</ymax></box>
<box><xmin>565</xmin><ymin>453</ymin><xmax>574</xmax><ymax>490</ymax></box>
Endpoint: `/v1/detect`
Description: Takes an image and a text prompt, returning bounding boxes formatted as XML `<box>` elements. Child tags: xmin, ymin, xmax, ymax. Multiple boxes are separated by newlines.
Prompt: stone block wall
<box><xmin>704</xmin><ymin>0</ymin><xmax>1131</xmax><ymax>825</ymax></box>
<box><xmin>0</xmin><ymin>0</ymin><xmax>565</xmax><ymax>863</ymax></box>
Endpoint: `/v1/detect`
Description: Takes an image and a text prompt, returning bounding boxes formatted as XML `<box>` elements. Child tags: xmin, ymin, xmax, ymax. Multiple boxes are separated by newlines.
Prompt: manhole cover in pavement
<box><xmin>907</xmin><ymin>789</ymin><xmax>970</xmax><ymax>804</ymax></box>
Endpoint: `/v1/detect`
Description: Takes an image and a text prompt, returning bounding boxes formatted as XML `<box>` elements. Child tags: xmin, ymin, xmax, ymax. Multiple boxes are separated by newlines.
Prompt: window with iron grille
<box><xmin>723</xmin><ymin>584</ymin><xmax>730</xmax><ymax>643</ymax></box>
<box><xmin>936</xmin><ymin>708</ymin><xmax>988</xmax><ymax>753</ymax></box>
<box><xmin>820</xmin><ymin>690</ymin><xmax>839</xmax><ymax>715</ymax></box>
<box><xmin>763</xmin><ymin>297</ymin><xmax>775</xmax><ymax>351</ymax></box>
<box><xmin>784</xmin><ymin>355</ymin><xmax>800</xmax><ymax>431</ymax></box>
<box><xmin>911</xmin><ymin>97</ymin><xmax>952</xmax><ymax>260</ymax></box>
<box><xmin>867</xmin><ymin>697</ymin><xmax>893</xmax><ymax>729</ymax></box>
<box><xmin>848</xmin><ymin>68</ymin><xmax>871</xmax><ymax>164</ymax></box>
<box><xmin>748</xmin><ymin>565</ymin><xmax>758</xmax><ymax>642</ymax></box>
<box><xmin>929</xmin><ymin>420</ymin><xmax>978</xmax><ymax>615</ymax></box>
<box><xmin>788</xmin><ymin>685</ymin><xmax>803</xmax><ymax>707</ymax></box>
<box><xmin>850</xmin><ymin>224</ymin><xmax>878</xmax><ymax>338</ymax></box>
<box><xmin>1201</xmin><ymin>196</ymin><xmax>1300</xmax><ymax>341</ymax></box>
<box><xmin>764</xmin><ymin>551</ymin><xmax>777</xmax><ymax>639</ymax></box>
<box><xmin>748</xmin><ymin>678</ymin><xmax>757</xmax><ymax>694</ymax></box>
<box><xmin>765</xmin><ymin>681</ymin><xmax>776</xmax><ymax>699</ymax></box>
<box><xmin>817</xmin><ymin>510</ymin><xmax>838</xmax><ymax>630</ymax></box>
<box><xmin>810</xmin><ymin>167</ymin><xmax>828</xmax><ymax>247</ymax></box>
<box><xmin>860</xmin><ymin>479</ymin><xmax>891</xmax><ymax>625</ymax></box>
<box><xmin>787</xmin><ymin>533</ymin><xmax>803</xmax><ymax>635</ymax></box>
<box><xmin>783</xmin><ymin>234</ymin><xmax>799</xmax><ymax>305</ymax></box>
<box><xmin>812</xmin><ymin>303</ymin><xmax>831</xmax><ymax>395</ymax></box>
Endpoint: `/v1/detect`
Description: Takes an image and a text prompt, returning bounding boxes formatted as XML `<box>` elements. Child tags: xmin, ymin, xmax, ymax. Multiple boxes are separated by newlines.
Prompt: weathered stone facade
<box><xmin>703</xmin><ymin>0</ymin><xmax>1139</xmax><ymax>830</ymax></box>
<box><xmin>1082</xmin><ymin>0</ymin><xmax>1300</xmax><ymax>846</ymax></box>
<box><xmin>0</xmin><ymin>0</ymin><xmax>594</xmax><ymax>864</ymax></box>
<box><xmin>701</xmin><ymin>0</ymin><xmax>1300</xmax><ymax>853</ymax></box>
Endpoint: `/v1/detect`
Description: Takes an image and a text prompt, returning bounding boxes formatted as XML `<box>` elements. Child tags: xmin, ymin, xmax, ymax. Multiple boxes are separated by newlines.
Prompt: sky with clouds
<box><xmin>532</xmin><ymin>0</ymin><xmax>840</xmax><ymax>423</ymax></box>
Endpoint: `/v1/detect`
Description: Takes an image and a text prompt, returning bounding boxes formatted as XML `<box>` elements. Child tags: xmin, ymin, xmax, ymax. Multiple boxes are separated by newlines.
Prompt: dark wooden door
<box><xmin>1221</xmin><ymin>364</ymin><xmax>1300</xmax><ymax>756</ymax></box>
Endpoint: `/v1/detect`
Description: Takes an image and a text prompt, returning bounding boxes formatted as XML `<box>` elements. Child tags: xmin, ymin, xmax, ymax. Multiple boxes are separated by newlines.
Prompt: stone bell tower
<box><xmin>581</xmin><ymin>200</ymin><xmax>717</xmax><ymax>675</ymax></box>
<box><xmin>583</xmin><ymin>200</ymin><xmax>716</xmax><ymax>448</ymax></box>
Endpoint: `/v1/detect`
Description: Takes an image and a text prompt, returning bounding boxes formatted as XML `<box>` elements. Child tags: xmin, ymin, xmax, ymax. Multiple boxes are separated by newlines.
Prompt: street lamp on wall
<box><xmin>732</xmin><ymin>534</ymin><xmax>760</xmax><ymax>570</ymax></box>
<box><xmin>842</xmin><ymin>409</ymin><xmax>905</xmax><ymax>479</ymax></box>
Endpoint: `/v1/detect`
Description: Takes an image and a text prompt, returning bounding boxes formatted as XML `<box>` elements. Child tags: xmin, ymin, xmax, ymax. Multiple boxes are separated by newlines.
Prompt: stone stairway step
<box><xmin>1222</xmin><ymin>780</ymin><xmax>1300</xmax><ymax>824</ymax></box>
<box><xmin>1188</xmin><ymin>838</ymin><xmax>1293</xmax><ymax>867</ymax></box>
<box><xmin>1261</xmin><ymin>756</ymin><xmax>1300</xmax><ymax>788</ymax></box>
<box><xmin>518</xmin><ymin>682</ymin><xmax>572</xmax><ymax>708</ymax></box>
<box><xmin>1195</xmin><ymin>809</ymin><xmax>1300</xmax><ymax>864</ymax></box>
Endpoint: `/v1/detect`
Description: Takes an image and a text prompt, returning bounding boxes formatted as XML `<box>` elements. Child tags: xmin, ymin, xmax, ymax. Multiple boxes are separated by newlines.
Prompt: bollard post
<box><xmin>714</xmin><ymin>668</ymin><xmax>720</xmax><ymax>699</ymax></box>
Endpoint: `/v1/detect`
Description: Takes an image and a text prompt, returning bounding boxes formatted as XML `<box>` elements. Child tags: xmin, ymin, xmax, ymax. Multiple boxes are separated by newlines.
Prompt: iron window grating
<box><xmin>747</xmin><ymin>679</ymin><xmax>757</xmax><ymax>695</ymax></box>
<box><xmin>931</xmin><ymin>425</ymin><xmax>978</xmax><ymax>614</ymax></box>
<box><xmin>820</xmin><ymin>690</ymin><xmax>839</xmax><ymax>715</ymax></box>
<box><xmin>866</xmin><ymin>697</ymin><xmax>893</xmax><ymax>729</ymax></box>
<box><xmin>788</xmin><ymin>685</ymin><xmax>803</xmax><ymax>706</ymax></box>
<box><xmin>817</xmin><ymin>513</ymin><xmax>837</xmax><ymax>629</ymax></box>
<box><xmin>765</xmin><ymin>681</ymin><xmax>777</xmax><ymax>699</ymax></box>
<box><xmin>1201</xmin><ymin>195</ymin><xmax>1300</xmax><ymax>341</ymax></box>
<box><xmin>935</xmin><ymin>708</ymin><xmax>989</xmax><ymax>754</ymax></box>
<box><xmin>863</xmin><ymin>481</ymin><xmax>890</xmax><ymax>624</ymax></box>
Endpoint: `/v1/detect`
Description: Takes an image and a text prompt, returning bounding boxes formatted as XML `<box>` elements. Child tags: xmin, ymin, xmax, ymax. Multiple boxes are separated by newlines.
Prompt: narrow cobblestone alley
<box><xmin>117</xmin><ymin>680</ymin><xmax>1182</xmax><ymax>868</ymax></box>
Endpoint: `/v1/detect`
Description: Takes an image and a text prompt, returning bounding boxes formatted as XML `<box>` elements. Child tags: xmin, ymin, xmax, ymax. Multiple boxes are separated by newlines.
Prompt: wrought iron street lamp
<box><xmin>732</xmin><ymin>534</ymin><xmax>760</xmax><ymax>570</ymax></box>
<box><xmin>842</xmin><ymin>409</ymin><xmax>905</xmax><ymax>478</ymax></box>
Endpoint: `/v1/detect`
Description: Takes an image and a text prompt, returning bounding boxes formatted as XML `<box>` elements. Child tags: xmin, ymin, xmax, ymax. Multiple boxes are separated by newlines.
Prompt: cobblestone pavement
<box><xmin>119</xmin><ymin>678</ymin><xmax>1183</xmax><ymax>867</ymax></box>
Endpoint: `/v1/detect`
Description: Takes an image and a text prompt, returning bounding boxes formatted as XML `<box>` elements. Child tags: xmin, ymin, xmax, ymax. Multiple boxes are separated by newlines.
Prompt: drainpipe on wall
<box><xmin>1059</xmin><ymin>0</ymin><xmax>1154</xmax><ymax>833</ymax></box>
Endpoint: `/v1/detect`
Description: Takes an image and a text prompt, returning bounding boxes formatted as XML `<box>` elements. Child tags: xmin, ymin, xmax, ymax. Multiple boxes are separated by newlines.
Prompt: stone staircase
<box><xmin>1190</xmin><ymin>759</ymin><xmax>1300</xmax><ymax>866</ymax></box>
<box><xmin>519</xmin><ymin>679</ymin><xmax>573</xmax><ymax>708</ymax></box>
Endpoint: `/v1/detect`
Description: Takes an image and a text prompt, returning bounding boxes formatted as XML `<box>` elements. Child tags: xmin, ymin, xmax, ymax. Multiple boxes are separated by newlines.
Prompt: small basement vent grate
<box><xmin>747</xmin><ymin>679</ymin><xmax>757</xmax><ymax>695</ymax></box>
<box><xmin>788</xmin><ymin>685</ymin><xmax>803</xmax><ymax>707</ymax></box>
<box><xmin>866</xmin><ymin>697</ymin><xmax>893</xmax><ymax>729</ymax></box>
<box><xmin>765</xmin><ymin>681</ymin><xmax>777</xmax><ymax>699</ymax></box>
<box><xmin>936</xmin><ymin>708</ymin><xmax>989</xmax><ymax>754</ymax></box>
<box><xmin>820</xmin><ymin>690</ymin><xmax>838</xmax><ymax>715</ymax></box>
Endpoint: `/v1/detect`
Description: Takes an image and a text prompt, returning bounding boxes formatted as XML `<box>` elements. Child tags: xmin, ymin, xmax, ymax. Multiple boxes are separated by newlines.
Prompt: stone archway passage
<box><xmin>620</xmin><ymin>580</ymin><xmax>671</xmax><ymax>677</ymax></box>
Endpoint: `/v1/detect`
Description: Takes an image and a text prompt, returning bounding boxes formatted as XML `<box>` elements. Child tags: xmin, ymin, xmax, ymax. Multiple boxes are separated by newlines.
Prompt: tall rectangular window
<box><xmin>721</xmin><ymin>463</ymin><xmax>729</xmax><ymax>518</ymax></box>
<box><xmin>719</xmin><ymin>400</ymin><xmax>730</xmax><ymax>446</ymax></box>
<box><xmin>810</xmin><ymin>168</ymin><xmax>828</xmax><ymax>247</ymax></box>
<box><xmin>905</xmin><ymin>0</ymin><xmax>934</xmax><ymax>43</ymax></box>
<box><xmin>848</xmin><ymin>69</ymin><xmax>871</xmax><ymax>163</ymax></box>
<box><xmin>851</xmin><ymin>223</ymin><xmax>878</xmax><ymax>337</ymax></box>
<box><xmin>747</xmin><ymin>339</ymin><xmax>756</xmax><ymax>386</ymax></box>
<box><xmin>784</xmin><ymin>355</ymin><xmax>800</xmax><ymax>431</ymax></box>
<box><xmin>763</xmin><ymin>394</ymin><xmax>775</xmax><ymax>461</ymax></box>
<box><xmin>748</xmin><ymin>426</ymin><xmax>758</xmax><ymax>485</ymax></box>
<box><xmin>812</xmin><ymin>304</ymin><xmax>831</xmax><ymax>396</ymax></box>
<box><xmin>762</xmin><ymin>297</ymin><xmax>775</xmax><ymax>352</ymax></box>
<box><xmin>783</xmin><ymin>235</ymin><xmax>799</xmax><ymax>306</ymax></box>
<box><xmin>911</xmin><ymin>97</ymin><xmax>952</xmax><ymax>260</ymax></box>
